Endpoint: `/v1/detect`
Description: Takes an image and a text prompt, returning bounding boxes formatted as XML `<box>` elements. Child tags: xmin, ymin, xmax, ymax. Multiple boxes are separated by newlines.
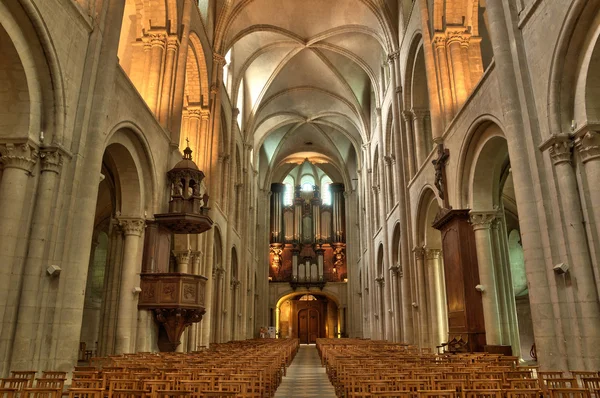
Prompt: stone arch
<box><xmin>459</xmin><ymin>120</ymin><xmax>535</xmax><ymax>359</ymax></box>
<box><xmin>0</xmin><ymin>1</ymin><xmax>63</xmax><ymax>144</ymax></box>
<box><xmin>548</xmin><ymin>0</ymin><xmax>600</xmax><ymax>135</ymax></box>
<box><xmin>414</xmin><ymin>186</ymin><xmax>447</xmax><ymax>348</ymax></box>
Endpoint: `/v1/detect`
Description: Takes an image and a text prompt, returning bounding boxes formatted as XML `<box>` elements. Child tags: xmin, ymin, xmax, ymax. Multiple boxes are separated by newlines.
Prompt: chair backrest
<box><xmin>21</xmin><ymin>388</ymin><xmax>62</xmax><ymax>398</ymax></box>
<box><xmin>110</xmin><ymin>389</ymin><xmax>147</xmax><ymax>398</ymax></box>
<box><xmin>549</xmin><ymin>388</ymin><xmax>591</xmax><ymax>398</ymax></box>
<box><xmin>509</xmin><ymin>379</ymin><xmax>540</xmax><ymax>389</ymax></box>
<box><xmin>582</xmin><ymin>378</ymin><xmax>600</xmax><ymax>392</ymax></box>
<box><xmin>471</xmin><ymin>380</ymin><xmax>502</xmax><ymax>390</ymax></box>
<box><xmin>505</xmin><ymin>389</ymin><xmax>543</xmax><ymax>398</ymax></box>
<box><xmin>71</xmin><ymin>380</ymin><xmax>103</xmax><ymax>389</ymax></box>
<box><xmin>417</xmin><ymin>389</ymin><xmax>456</xmax><ymax>398</ymax></box>
<box><xmin>0</xmin><ymin>388</ymin><xmax>18</xmax><ymax>398</ymax></box>
<box><xmin>546</xmin><ymin>378</ymin><xmax>578</xmax><ymax>389</ymax></box>
<box><xmin>35</xmin><ymin>379</ymin><xmax>65</xmax><ymax>390</ymax></box>
<box><xmin>1</xmin><ymin>378</ymin><xmax>31</xmax><ymax>391</ymax></box>
<box><xmin>67</xmin><ymin>388</ymin><xmax>104</xmax><ymax>398</ymax></box>
<box><xmin>41</xmin><ymin>372</ymin><xmax>67</xmax><ymax>380</ymax></box>
<box><xmin>463</xmin><ymin>389</ymin><xmax>502</xmax><ymax>398</ymax></box>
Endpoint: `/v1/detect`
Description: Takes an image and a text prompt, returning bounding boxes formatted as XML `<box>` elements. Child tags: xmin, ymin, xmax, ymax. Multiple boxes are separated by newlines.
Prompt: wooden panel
<box><xmin>433</xmin><ymin>209</ymin><xmax>486</xmax><ymax>352</ymax></box>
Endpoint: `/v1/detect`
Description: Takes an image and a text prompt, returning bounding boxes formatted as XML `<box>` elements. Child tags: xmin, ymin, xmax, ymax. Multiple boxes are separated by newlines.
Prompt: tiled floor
<box><xmin>274</xmin><ymin>345</ymin><xmax>337</xmax><ymax>398</ymax></box>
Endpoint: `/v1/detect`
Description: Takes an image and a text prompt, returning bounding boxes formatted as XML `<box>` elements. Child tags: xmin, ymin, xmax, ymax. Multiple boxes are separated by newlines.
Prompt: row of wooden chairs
<box><xmin>317</xmin><ymin>338</ymin><xmax>600</xmax><ymax>398</ymax></box>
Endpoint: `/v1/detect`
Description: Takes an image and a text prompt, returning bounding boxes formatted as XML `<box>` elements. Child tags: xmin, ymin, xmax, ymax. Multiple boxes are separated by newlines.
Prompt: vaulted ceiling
<box><xmin>216</xmin><ymin>0</ymin><xmax>398</xmax><ymax>189</ymax></box>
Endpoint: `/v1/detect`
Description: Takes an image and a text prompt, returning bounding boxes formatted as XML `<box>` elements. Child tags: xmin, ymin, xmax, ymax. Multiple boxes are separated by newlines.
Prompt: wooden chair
<box><xmin>417</xmin><ymin>389</ymin><xmax>456</xmax><ymax>398</ymax></box>
<box><xmin>549</xmin><ymin>388</ymin><xmax>591</xmax><ymax>398</ymax></box>
<box><xmin>71</xmin><ymin>379</ymin><xmax>103</xmax><ymax>389</ymax></box>
<box><xmin>21</xmin><ymin>388</ymin><xmax>62</xmax><ymax>398</ymax></box>
<box><xmin>110</xmin><ymin>389</ymin><xmax>147</xmax><ymax>398</ymax></box>
<box><xmin>0</xmin><ymin>388</ymin><xmax>18</xmax><ymax>398</ymax></box>
<box><xmin>539</xmin><ymin>372</ymin><xmax>565</xmax><ymax>380</ymax></box>
<box><xmin>572</xmin><ymin>373</ymin><xmax>599</xmax><ymax>387</ymax></box>
<box><xmin>505</xmin><ymin>389</ymin><xmax>543</xmax><ymax>398</ymax></box>
<box><xmin>463</xmin><ymin>389</ymin><xmax>502</xmax><ymax>398</ymax></box>
<box><xmin>471</xmin><ymin>380</ymin><xmax>502</xmax><ymax>390</ymax></box>
<box><xmin>1</xmin><ymin>378</ymin><xmax>31</xmax><ymax>391</ymax></box>
<box><xmin>509</xmin><ymin>379</ymin><xmax>540</xmax><ymax>389</ymax></box>
<box><xmin>547</xmin><ymin>378</ymin><xmax>578</xmax><ymax>389</ymax></box>
<box><xmin>10</xmin><ymin>371</ymin><xmax>37</xmax><ymax>387</ymax></box>
<box><xmin>35</xmin><ymin>378</ymin><xmax>65</xmax><ymax>390</ymax></box>
<box><xmin>41</xmin><ymin>372</ymin><xmax>67</xmax><ymax>380</ymax></box>
<box><xmin>583</xmin><ymin>378</ymin><xmax>600</xmax><ymax>393</ymax></box>
<box><xmin>66</xmin><ymin>388</ymin><xmax>105</xmax><ymax>398</ymax></box>
<box><xmin>150</xmin><ymin>390</ymin><xmax>192</xmax><ymax>398</ymax></box>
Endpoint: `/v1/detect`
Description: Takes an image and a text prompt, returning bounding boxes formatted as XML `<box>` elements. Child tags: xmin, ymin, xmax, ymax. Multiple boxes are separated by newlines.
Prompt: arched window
<box><xmin>321</xmin><ymin>176</ymin><xmax>333</xmax><ymax>205</ymax></box>
<box><xmin>301</xmin><ymin>174</ymin><xmax>314</xmax><ymax>192</ymax></box>
<box><xmin>283</xmin><ymin>176</ymin><xmax>294</xmax><ymax>206</ymax></box>
<box><xmin>223</xmin><ymin>49</ymin><xmax>232</xmax><ymax>97</ymax></box>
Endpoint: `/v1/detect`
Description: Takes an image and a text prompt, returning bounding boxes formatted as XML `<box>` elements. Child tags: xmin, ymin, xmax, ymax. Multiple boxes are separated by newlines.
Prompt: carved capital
<box><xmin>412</xmin><ymin>246</ymin><xmax>426</xmax><ymax>257</ymax></box>
<box><xmin>401</xmin><ymin>110</ymin><xmax>414</xmax><ymax>122</ymax></box>
<box><xmin>469</xmin><ymin>211</ymin><xmax>496</xmax><ymax>231</ymax></box>
<box><xmin>375</xmin><ymin>276</ymin><xmax>385</xmax><ymax>286</ymax></box>
<box><xmin>148</xmin><ymin>31</ymin><xmax>167</xmax><ymax>48</ymax></box>
<box><xmin>119</xmin><ymin>218</ymin><xmax>145</xmax><ymax>236</ymax></box>
<box><xmin>432</xmin><ymin>33</ymin><xmax>447</xmax><ymax>49</ymax></box>
<box><xmin>411</xmin><ymin>108</ymin><xmax>430</xmax><ymax>121</ymax></box>
<box><xmin>0</xmin><ymin>142</ymin><xmax>38</xmax><ymax>172</ymax></box>
<box><xmin>40</xmin><ymin>149</ymin><xmax>63</xmax><ymax>174</ymax></box>
<box><xmin>425</xmin><ymin>248</ymin><xmax>442</xmax><ymax>260</ymax></box>
<box><xmin>172</xmin><ymin>250</ymin><xmax>192</xmax><ymax>266</ymax></box>
<box><xmin>446</xmin><ymin>28</ymin><xmax>471</xmax><ymax>45</ymax></box>
<box><xmin>210</xmin><ymin>84</ymin><xmax>219</xmax><ymax>94</ymax></box>
<box><xmin>166</xmin><ymin>35</ymin><xmax>179</xmax><ymax>51</ymax></box>
<box><xmin>540</xmin><ymin>134</ymin><xmax>573</xmax><ymax>166</ymax></box>
<box><xmin>213</xmin><ymin>53</ymin><xmax>227</xmax><ymax>66</ymax></box>
<box><xmin>575</xmin><ymin>130</ymin><xmax>600</xmax><ymax>164</ymax></box>
<box><xmin>387</xmin><ymin>51</ymin><xmax>399</xmax><ymax>64</ymax></box>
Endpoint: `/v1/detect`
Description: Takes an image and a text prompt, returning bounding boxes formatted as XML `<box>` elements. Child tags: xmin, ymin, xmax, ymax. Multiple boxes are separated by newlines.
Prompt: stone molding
<box><xmin>412</xmin><ymin>246</ymin><xmax>426</xmax><ymax>257</ymax></box>
<box><xmin>118</xmin><ymin>218</ymin><xmax>145</xmax><ymax>236</ymax></box>
<box><xmin>0</xmin><ymin>142</ymin><xmax>38</xmax><ymax>172</ymax></box>
<box><xmin>411</xmin><ymin>108</ymin><xmax>430</xmax><ymax>121</ymax></box>
<box><xmin>213</xmin><ymin>53</ymin><xmax>227</xmax><ymax>66</ymax></box>
<box><xmin>166</xmin><ymin>35</ymin><xmax>179</xmax><ymax>51</ymax></box>
<box><xmin>469</xmin><ymin>211</ymin><xmax>497</xmax><ymax>230</ymax></box>
<box><xmin>148</xmin><ymin>31</ymin><xmax>167</xmax><ymax>48</ymax></box>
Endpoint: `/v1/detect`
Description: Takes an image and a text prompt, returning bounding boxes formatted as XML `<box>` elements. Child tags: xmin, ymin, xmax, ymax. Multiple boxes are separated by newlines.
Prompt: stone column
<box><xmin>432</xmin><ymin>34</ymin><xmax>455</xmax><ymax>125</ymax></box>
<box><xmin>145</xmin><ymin>31</ymin><xmax>167</xmax><ymax>113</ymax></box>
<box><xmin>114</xmin><ymin>218</ymin><xmax>145</xmax><ymax>354</ymax></box>
<box><xmin>412</xmin><ymin>109</ymin><xmax>429</xmax><ymax>168</ymax></box>
<box><xmin>201</xmin><ymin>229</ymin><xmax>215</xmax><ymax>347</ymax></box>
<box><xmin>425</xmin><ymin>249</ymin><xmax>445</xmax><ymax>348</ymax></box>
<box><xmin>0</xmin><ymin>142</ymin><xmax>37</xmax><ymax>370</ymax></box>
<box><xmin>11</xmin><ymin>148</ymin><xmax>62</xmax><ymax>370</ymax></box>
<box><xmin>470</xmin><ymin>211</ymin><xmax>503</xmax><ymax>345</ymax></box>
<box><xmin>542</xmin><ymin>134</ymin><xmax>600</xmax><ymax>369</ymax></box>
<box><xmin>446</xmin><ymin>28</ymin><xmax>469</xmax><ymax>108</ymax></box>
<box><xmin>390</xmin><ymin>264</ymin><xmax>402</xmax><ymax>342</ymax></box>
<box><xmin>413</xmin><ymin>247</ymin><xmax>429</xmax><ymax>348</ymax></box>
<box><xmin>575</xmin><ymin>129</ymin><xmax>600</xmax><ymax>295</ymax></box>
<box><xmin>159</xmin><ymin>35</ymin><xmax>179</xmax><ymax>126</ymax></box>
<box><xmin>401</xmin><ymin>110</ymin><xmax>416</xmax><ymax>178</ymax></box>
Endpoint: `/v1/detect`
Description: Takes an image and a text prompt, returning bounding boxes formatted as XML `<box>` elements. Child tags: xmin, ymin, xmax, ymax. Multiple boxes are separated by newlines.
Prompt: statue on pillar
<box><xmin>432</xmin><ymin>143</ymin><xmax>450</xmax><ymax>208</ymax></box>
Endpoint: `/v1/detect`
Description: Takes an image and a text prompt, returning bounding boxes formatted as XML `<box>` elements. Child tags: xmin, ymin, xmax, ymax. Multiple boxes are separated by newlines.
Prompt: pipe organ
<box><xmin>269</xmin><ymin>183</ymin><xmax>347</xmax><ymax>288</ymax></box>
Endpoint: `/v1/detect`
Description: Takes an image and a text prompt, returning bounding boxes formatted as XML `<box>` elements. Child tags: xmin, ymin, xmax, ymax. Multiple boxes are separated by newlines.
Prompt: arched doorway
<box><xmin>86</xmin><ymin>130</ymin><xmax>153</xmax><ymax>356</ymax></box>
<box><xmin>462</xmin><ymin>122</ymin><xmax>535</xmax><ymax>360</ymax></box>
<box><xmin>276</xmin><ymin>292</ymin><xmax>339</xmax><ymax>344</ymax></box>
<box><xmin>415</xmin><ymin>188</ymin><xmax>448</xmax><ymax>350</ymax></box>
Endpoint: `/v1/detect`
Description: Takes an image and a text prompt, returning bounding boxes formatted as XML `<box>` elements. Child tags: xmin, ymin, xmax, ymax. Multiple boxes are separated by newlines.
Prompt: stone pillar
<box><xmin>146</xmin><ymin>31</ymin><xmax>166</xmax><ymax>113</ymax></box>
<box><xmin>575</xmin><ymin>129</ymin><xmax>600</xmax><ymax>296</ymax></box>
<box><xmin>10</xmin><ymin>148</ymin><xmax>62</xmax><ymax>370</ymax></box>
<box><xmin>401</xmin><ymin>110</ymin><xmax>416</xmax><ymax>178</ymax></box>
<box><xmin>159</xmin><ymin>35</ymin><xmax>179</xmax><ymax>126</ymax></box>
<box><xmin>413</xmin><ymin>247</ymin><xmax>429</xmax><ymax>348</ymax></box>
<box><xmin>114</xmin><ymin>218</ymin><xmax>145</xmax><ymax>354</ymax></box>
<box><xmin>425</xmin><ymin>249</ymin><xmax>445</xmax><ymax>348</ymax></box>
<box><xmin>542</xmin><ymin>134</ymin><xmax>600</xmax><ymax>369</ymax></box>
<box><xmin>0</xmin><ymin>143</ymin><xmax>37</xmax><ymax>371</ymax></box>
<box><xmin>390</xmin><ymin>265</ymin><xmax>402</xmax><ymax>342</ymax></box>
<box><xmin>446</xmin><ymin>28</ymin><xmax>469</xmax><ymax>108</ymax></box>
<box><xmin>470</xmin><ymin>211</ymin><xmax>503</xmax><ymax>346</ymax></box>
<box><xmin>213</xmin><ymin>266</ymin><xmax>225</xmax><ymax>343</ymax></box>
<box><xmin>201</xmin><ymin>229</ymin><xmax>215</xmax><ymax>347</ymax></box>
<box><xmin>432</xmin><ymin>34</ymin><xmax>455</xmax><ymax>125</ymax></box>
<box><xmin>412</xmin><ymin>109</ymin><xmax>429</xmax><ymax>168</ymax></box>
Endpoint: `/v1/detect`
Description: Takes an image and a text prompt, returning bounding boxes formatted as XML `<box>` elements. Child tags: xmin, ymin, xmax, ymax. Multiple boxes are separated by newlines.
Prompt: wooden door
<box><xmin>298</xmin><ymin>308</ymin><xmax>320</xmax><ymax>344</ymax></box>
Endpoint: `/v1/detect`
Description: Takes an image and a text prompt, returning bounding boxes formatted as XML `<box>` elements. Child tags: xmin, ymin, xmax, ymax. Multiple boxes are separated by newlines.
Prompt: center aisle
<box><xmin>274</xmin><ymin>344</ymin><xmax>337</xmax><ymax>398</ymax></box>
